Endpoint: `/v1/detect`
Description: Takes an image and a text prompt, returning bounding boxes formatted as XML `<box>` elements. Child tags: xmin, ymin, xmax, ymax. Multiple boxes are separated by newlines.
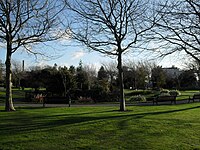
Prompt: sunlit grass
<box><xmin>1</xmin><ymin>104</ymin><xmax>200</xmax><ymax>149</ymax></box>
<box><xmin>125</xmin><ymin>89</ymin><xmax>200</xmax><ymax>101</ymax></box>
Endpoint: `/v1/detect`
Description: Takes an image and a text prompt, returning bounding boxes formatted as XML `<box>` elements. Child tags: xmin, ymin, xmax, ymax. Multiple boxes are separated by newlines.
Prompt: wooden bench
<box><xmin>188</xmin><ymin>94</ymin><xmax>200</xmax><ymax>103</ymax></box>
<box><xmin>153</xmin><ymin>95</ymin><xmax>176</xmax><ymax>105</ymax></box>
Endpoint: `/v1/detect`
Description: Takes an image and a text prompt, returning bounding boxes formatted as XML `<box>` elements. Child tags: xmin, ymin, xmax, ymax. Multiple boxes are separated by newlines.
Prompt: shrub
<box><xmin>126</xmin><ymin>90</ymin><xmax>153</xmax><ymax>96</ymax></box>
<box><xmin>159</xmin><ymin>89</ymin><xmax>170</xmax><ymax>96</ymax></box>
<box><xmin>169</xmin><ymin>90</ymin><xmax>181</xmax><ymax>96</ymax></box>
<box><xmin>160</xmin><ymin>89</ymin><xmax>170</xmax><ymax>94</ymax></box>
<box><xmin>77</xmin><ymin>96</ymin><xmax>94</xmax><ymax>103</ymax></box>
<box><xmin>69</xmin><ymin>89</ymin><xmax>119</xmax><ymax>102</ymax></box>
<box><xmin>159</xmin><ymin>92</ymin><xmax>170</xmax><ymax>96</ymax></box>
<box><xmin>194</xmin><ymin>92</ymin><xmax>200</xmax><ymax>95</ymax></box>
<box><xmin>154</xmin><ymin>89</ymin><xmax>181</xmax><ymax>96</ymax></box>
<box><xmin>130</xmin><ymin>95</ymin><xmax>146</xmax><ymax>102</ymax></box>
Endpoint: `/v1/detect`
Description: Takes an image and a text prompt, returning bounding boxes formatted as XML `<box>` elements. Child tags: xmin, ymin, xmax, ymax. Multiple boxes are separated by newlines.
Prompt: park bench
<box><xmin>153</xmin><ymin>95</ymin><xmax>177</xmax><ymax>105</ymax></box>
<box><xmin>188</xmin><ymin>94</ymin><xmax>200</xmax><ymax>103</ymax></box>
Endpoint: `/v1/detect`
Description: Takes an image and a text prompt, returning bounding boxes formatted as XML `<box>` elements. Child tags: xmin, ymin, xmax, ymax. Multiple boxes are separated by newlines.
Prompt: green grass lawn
<box><xmin>1</xmin><ymin>104</ymin><xmax>200</xmax><ymax>149</ymax></box>
<box><xmin>0</xmin><ymin>88</ymin><xmax>25</xmax><ymax>103</ymax></box>
<box><xmin>124</xmin><ymin>89</ymin><xmax>200</xmax><ymax>101</ymax></box>
<box><xmin>0</xmin><ymin>88</ymin><xmax>44</xmax><ymax>103</ymax></box>
<box><xmin>177</xmin><ymin>90</ymin><xmax>200</xmax><ymax>100</ymax></box>
<box><xmin>0</xmin><ymin>88</ymin><xmax>5</xmax><ymax>103</ymax></box>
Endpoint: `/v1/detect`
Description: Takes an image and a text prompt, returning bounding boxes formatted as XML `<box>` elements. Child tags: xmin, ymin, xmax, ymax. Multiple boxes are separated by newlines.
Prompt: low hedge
<box><xmin>69</xmin><ymin>89</ymin><xmax>119</xmax><ymax>102</ymax></box>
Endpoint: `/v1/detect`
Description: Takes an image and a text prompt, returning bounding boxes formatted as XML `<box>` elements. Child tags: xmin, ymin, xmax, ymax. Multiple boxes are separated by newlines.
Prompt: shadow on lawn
<box><xmin>137</xmin><ymin>105</ymin><xmax>200</xmax><ymax>116</ymax></box>
<box><xmin>0</xmin><ymin>105</ymin><xmax>200</xmax><ymax>136</ymax></box>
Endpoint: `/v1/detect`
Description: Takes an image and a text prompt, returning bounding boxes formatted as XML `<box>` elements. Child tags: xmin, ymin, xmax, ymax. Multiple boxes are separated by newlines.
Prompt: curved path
<box><xmin>0</xmin><ymin>99</ymin><xmax>192</xmax><ymax>108</ymax></box>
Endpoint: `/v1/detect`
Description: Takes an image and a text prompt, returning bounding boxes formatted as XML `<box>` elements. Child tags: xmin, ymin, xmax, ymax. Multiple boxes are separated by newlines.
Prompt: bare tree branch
<box><xmin>0</xmin><ymin>0</ymin><xmax>66</xmax><ymax>111</ymax></box>
<box><xmin>148</xmin><ymin>0</ymin><xmax>200</xmax><ymax>62</ymax></box>
<box><xmin>65</xmin><ymin>0</ymin><xmax>158</xmax><ymax>111</ymax></box>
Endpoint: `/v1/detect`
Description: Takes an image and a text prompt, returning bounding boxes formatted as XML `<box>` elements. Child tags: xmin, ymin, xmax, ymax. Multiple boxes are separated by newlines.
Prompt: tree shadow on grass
<box><xmin>16</xmin><ymin>106</ymin><xmax>46</xmax><ymax>110</ymax></box>
<box><xmin>0</xmin><ymin>105</ymin><xmax>200</xmax><ymax>136</ymax></box>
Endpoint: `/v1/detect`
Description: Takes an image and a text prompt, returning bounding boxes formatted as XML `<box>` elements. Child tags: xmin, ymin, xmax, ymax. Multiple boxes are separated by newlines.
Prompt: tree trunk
<box><xmin>5</xmin><ymin>46</ymin><xmax>15</xmax><ymax>111</ymax></box>
<box><xmin>117</xmin><ymin>53</ymin><xmax>126</xmax><ymax>111</ymax></box>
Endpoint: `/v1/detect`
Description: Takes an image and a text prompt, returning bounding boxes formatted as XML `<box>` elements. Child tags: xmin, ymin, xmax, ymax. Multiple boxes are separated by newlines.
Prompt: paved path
<box><xmin>0</xmin><ymin>103</ymin><xmax>121</xmax><ymax>108</ymax></box>
<box><xmin>137</xmin><ymin>99</ymin><xmax>190</xmax><ymax>106</ymax></box>
<box><xmin>0</xmin><ymin>99</ymin><xmax>193</xmax><ymax>108</ymax></box>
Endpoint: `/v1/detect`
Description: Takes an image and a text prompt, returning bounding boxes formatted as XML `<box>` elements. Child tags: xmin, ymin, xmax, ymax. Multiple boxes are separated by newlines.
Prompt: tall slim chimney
<box><xmin>22</xmin><ymin>60</ymin><xmax>24</xmax><ymax>72</ymax></box>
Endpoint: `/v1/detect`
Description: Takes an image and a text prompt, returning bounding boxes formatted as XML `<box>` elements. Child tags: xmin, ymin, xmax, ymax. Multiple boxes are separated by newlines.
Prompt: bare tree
<box><xmin>83</xmin><ymin>64</ymin><xmax>97</xmax><ymax>90</ymax></box>
<box><xmin>66</xmin><ymin>0</ymin><xmax>157</xmax><ymax>111</ymax></box>
<box><xmin>184</xmin><ymin>60</ymin><xmax>200</xmax><ymax>86</ymax></box>
<box><xmin>12</xmin><ymin>60</ymin><xmax>23</xmax><ymax>88</ymax></box>
<box><xmin>124</xmin><ymin>60</ymin><xmax>153</xmax><ymax>89</ymax></box>
<box><xmin>0</xmin><ymin>0</ymin><xmax>65</xmax><ymax>111</ymax></box>
<box><xmin>102</xmin><ymin>61</ymin><xmax>117</xmax><ymax>86</ymax></box>
<box><xmin>149</xmin><ymin>0</ymin><xmax>200</xmax><ymax>63</ymax></box>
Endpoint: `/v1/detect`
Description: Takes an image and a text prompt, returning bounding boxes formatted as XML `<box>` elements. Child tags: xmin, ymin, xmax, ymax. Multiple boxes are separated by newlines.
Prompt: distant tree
<box><xmin>66</xmin><ymin>0</ymin><xmax>158</xmax><ymax>111</ymax></box>
<box><xmin>123</xmin><ymin>66</ymin><xmax>136</xmax><ymax>89</ymax></box>
<box><xmin>123</xmin><ymin>60</ymin><xmax>137</xmax><ymax>89</ymax></box>
<box><xmin>185</xmin><ymin>60</ymin><xmax>200</xmax><ymax>87</ymax></box>
<box><xmin>179</xmin><ymin>70</ymin><xmax>197</xmax><ymax>89</ymax></box>
<box><xmin>21</xmin><ymin>65</ymin><xmax>76</xmax><ymax>96</ymax></box>
<box><xmin>96</xmin><ymin>66</ymin><xmax>110</xmax><ymax>93</ymax></box>
<box><xmin>27</xmin><ymin>68</ymin><xmax>45</xmax><ymax>90</ymax></box>
<box><xmin>102</xmin><ymin>61</ymin><xmax>118</xmax><ymax>91</ymax></box>
<box><xmin>123</xmin><ymin>60</ymin><xmax>152</xmax><ymax>89</ymax></box>
<box><xmin>0</xmin><ymin>0</ymin><xmax>65</xmax><ymax>111</ymax></box>
<box><xmin>76</xmin><ymin>61</ymin><xmax>89</xmax><ymax>90</ymax></box>
<box><xmin>98</xmin><ymin>66</ymin><xmax>109</xmax><ymax>81</ymax></box>
<box><xmin>151</xmin><ymin>66</ymin><xmax>166</xmax><ymax>88</ymax></box>
<box><xmin>69</xmin><ymin>65</ymin><xmax>76</xmax><ymax>75</ymax></box>
<box><xmin>135</xmin><ymin>62</ymin><xmax>149</xmax><ymax>89</ymax></box>
<box><xmin>58</xmin><ymin>66</ymin><xmax>76</xmax><ymax>96</ymax></box>
<box><xmin>12</xmin><ymin>60</ymin><xmax>24</xmax><ymax>88</ymax></box>
<box><xmin>83</xmin><ymin>65</ymin><xmax>97</xmax><ymax>90</ymax></box>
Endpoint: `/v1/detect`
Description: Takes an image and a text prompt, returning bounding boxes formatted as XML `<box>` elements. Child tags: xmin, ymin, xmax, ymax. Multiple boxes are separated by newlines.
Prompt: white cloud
<box><xmin>72</xmin><ymin>50</ymin><xmax>85</xmax><ymax>60</ymax></box>
<box><xmin>35</xmin><ymin>60</ymin><xmax>47</xmax><ymax>67</ymax></box>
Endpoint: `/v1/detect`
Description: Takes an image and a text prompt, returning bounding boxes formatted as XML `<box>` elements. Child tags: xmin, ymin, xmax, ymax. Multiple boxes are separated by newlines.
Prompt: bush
<box><xmin>154</xmin><ymin>89</ymin><xmax>181</xmax><ymax>96</ymax></box>
<box><xmin>159</xmin><ymin>93</ymin><xmax>170</xmax><ymax>96</ymax></box>
<box><xmin>194</xmin><ymin>92</ymin><xmax>200</xmax><ymax>95</ymax></box>
<box><xmin>169</xmin><ymin>90</ymin><xmax>181</xmax><ymax>96</ymax></box>
<box><xmin>159</xmin><ymin>89</ymin><xmax>170</xmax><ymax>96</ymax></box>
<box><xmin>125</xmin><ymin>90</ymin><xmax>153</xmax><ymax>96</ymax></box>
<box><xmin>130</xmin><ymin>95</ymin><xmax>146</xmax><ymax>102</ymax></box>
<box><xmin>69</xmin><ymin>89</ymin><xmax>119</xmax><ymax>102</ymax></box>
<box><xmin>77</xmin><ymin>96</ymin><xmax>94</xmax><ymax>103</ymax></box>
<box><xmin>160</xmin><ymin>89</ymin><xmax>170</xmax><ymax>94</ymax></box>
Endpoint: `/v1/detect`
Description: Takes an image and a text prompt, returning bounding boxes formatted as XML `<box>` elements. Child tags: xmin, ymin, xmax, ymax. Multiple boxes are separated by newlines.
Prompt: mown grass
<box><xmin>1</xmin><ymin>104</ymin><xmax>200</xmax><ymax>150</ymax></box>
<box><xmin>0</xmin><ymin>88</ymin><xmax>41</xmax><ymax>103</ymax></box>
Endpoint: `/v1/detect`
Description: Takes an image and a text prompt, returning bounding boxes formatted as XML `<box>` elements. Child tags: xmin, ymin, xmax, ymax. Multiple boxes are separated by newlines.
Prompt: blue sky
<box><xmin>0</xmin><ymin>32</ymin><xmax>186</xmax><ymax>70</ymax></box>
<box><xmin>0</xmin><ymin>39</ymin><xmax>113</xmax><ymax>69</ymax></box>
<box><xmin>0</xmin><ymin>0</ymin><xmax>187</xmax><ymax>70</ymax></box>
<box><xmin>0</xmin><ymin>39</ymin><xmax>185</xmax><ymax>70</ymax></box>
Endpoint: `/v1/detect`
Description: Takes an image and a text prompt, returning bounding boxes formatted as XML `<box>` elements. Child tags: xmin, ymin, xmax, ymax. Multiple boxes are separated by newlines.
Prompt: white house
<box><xmin>162</xmin><ymin>65</ymin><xmax>182</xmax><ymax>79</ymax></box>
